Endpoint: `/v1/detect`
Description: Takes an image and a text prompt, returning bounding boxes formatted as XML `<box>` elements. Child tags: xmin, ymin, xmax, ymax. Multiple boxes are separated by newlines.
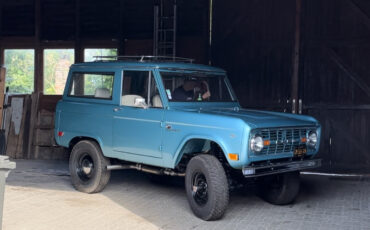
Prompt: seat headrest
<box><xmin>152</xmin><ymin>95</ymin><xmax>162</xmax><ymax>108</ymax></box>
<box><xmin>122</xmin><ymin>95</ymin><xmax>146</xmax><ymax>107</ymax></box>
<box><xmin>95</xmin><ymin>88</ymin><xmax>111</xmax><ymax>98</ymax></box>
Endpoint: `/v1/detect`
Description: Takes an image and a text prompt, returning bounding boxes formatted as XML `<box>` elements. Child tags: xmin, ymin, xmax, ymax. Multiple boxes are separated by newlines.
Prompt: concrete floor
<box><xmin>3</xmin><ymin>160</ymin><xmax>370</xmax><ymax>230</ymax></box>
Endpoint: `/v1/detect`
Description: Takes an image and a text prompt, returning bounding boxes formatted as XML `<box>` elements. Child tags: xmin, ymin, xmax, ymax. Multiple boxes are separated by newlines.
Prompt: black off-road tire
<box><xmin>69</xmin><ymin>140</ymin><xmax>111</xmax><ymax>193</ymax></box>
<box><xmin>185</xmin><ymin>154</ymin><xmax>229</xmax><ymax>221</ymax></box>
<box><xmin>257</xmin><ymin>171</ymin><xmax>300</xmax><ymax>205</ymax></box>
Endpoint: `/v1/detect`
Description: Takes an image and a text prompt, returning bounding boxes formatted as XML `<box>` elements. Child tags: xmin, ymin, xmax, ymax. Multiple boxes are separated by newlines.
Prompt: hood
<box><xmin>174</xmin><ymin>107</ymin><xmax>319</xmax><ymax>128</ymax></box>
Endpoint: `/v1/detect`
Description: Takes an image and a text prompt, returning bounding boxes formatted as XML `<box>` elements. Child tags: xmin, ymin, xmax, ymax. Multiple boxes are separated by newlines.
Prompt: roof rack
<box><xmin>93</xmin><ymin>55</ymin><xmax>194</xmax><ymax>63</ymax></box>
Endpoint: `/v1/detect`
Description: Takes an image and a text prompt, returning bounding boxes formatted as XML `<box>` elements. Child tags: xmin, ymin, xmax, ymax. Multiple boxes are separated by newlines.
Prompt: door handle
<box><xmin>113</xmin><ymin>107</ymin><xmax>122</xmax><ymax>112</ymax></box>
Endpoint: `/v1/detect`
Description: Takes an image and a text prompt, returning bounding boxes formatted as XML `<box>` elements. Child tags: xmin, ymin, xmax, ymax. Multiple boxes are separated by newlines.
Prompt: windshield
<box><xmin>160</xmin><ymin>71</ymin><xmax>236</xmax><ymax>102</ymax></box>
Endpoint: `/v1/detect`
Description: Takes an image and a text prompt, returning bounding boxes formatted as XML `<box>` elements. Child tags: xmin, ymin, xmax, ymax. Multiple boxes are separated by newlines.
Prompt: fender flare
<box><xmin>172</xmin><ymin>134</ymin><xmax>230</xmax><ymax>167</ymax></box>
<box><xmin>68</xmin><ymin>134</ymin><xmax>105</xmax><ymax>151</ymax></box>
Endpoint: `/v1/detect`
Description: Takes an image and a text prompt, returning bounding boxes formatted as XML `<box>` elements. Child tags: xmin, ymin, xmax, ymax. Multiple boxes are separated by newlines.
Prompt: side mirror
<box><xmin>134</xmin><ymin>98</ymin><xmax>148</xmax><ymax>109</ymax></box>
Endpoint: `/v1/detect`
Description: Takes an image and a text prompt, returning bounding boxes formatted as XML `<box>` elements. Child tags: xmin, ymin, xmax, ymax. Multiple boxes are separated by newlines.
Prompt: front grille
<box><xmin>256</xmin><ymin>127</ymin><xmax>316</xmax><ymax>155</ymax></box>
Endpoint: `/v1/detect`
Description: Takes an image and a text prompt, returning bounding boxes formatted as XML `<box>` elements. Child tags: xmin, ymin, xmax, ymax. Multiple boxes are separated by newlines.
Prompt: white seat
<box><xmin>121</xmin><ymin>95</ymin><xmax>146</xmax><ymax>107</ymax></box>
<box><xmin>152</xmin><ymin>95</ymin><xmax>162</xmax><ymax>107</ymax></box>
<box><xmin>95</xmin><ymin>88</ymin><xmax>111</xmax><ymax>98</ymax></box>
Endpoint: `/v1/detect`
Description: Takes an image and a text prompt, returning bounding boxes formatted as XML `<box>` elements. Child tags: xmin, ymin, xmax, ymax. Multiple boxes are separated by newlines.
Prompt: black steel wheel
<box><xmin>185</xmin><ymin>154</ymin><xmax>229</xmax><ymax>221</ymax></box>
<box><xmin>192</xmin><ymin>172</ymin><xmax>209</xmax><ymax>206</ymax></box>
<box><xmin>257</xmin><ymin>171</ymin><xmax>300</xmax><ymax>205</ymax></box>
<box><xmin>76</xmin><ymin>153</ymin><xmax>94</xmax><ymax>182</ymax></box>
<box><xmin>69</xmin><ymin>140</ymin><xmax>111</xmax><ymax>193</ymax></box>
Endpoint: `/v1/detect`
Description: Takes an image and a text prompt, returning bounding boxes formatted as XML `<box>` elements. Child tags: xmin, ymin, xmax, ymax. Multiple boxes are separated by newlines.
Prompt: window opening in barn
<box><xmin>84</xmin><ymin>49</ymin><xmax>118</xmax><ymax>62</ymax></box>
<box><xmin>4</xmin><ymin>49</ymin><xmax>35</xmax><ymax>94</ymax></box>
<box><xmin>43</xmin><ymin>49</ymin><xmax>75</xmax><ymax>95</ymax></box>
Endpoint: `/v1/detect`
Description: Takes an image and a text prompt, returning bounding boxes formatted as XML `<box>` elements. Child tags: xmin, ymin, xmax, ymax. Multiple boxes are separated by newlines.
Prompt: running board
<box><xmin>107</xmin><ymin>163</ymin><xmax>185</xmax><ymax>177</ymax></box>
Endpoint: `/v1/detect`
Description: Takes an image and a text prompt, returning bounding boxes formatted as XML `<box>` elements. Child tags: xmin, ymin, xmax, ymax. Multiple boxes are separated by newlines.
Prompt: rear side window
<box><xmin>68</xmin><ymin>72</ymin><xmax>114</xmax><ymax>99</ymax></box>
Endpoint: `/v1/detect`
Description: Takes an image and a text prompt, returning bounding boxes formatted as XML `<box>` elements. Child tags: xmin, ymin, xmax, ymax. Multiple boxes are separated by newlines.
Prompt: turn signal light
<box><xmin>58</xmin><ymin>131</ymin><xmax>64</xmax><ymax>137</ymax></box>
<box><xmin>263</xmin><ymin>140</ymin><xmax>270</xmax><ymax>146</ymax></box>
<box><xmin>228</xmin><ymin>153</ymin><xmax>239</xmax><ymax>161</ymax></box>
<box><xmin>301</xmin><ymin>137</ymin><xmax>307</xmax><ymax>143</ymax></box>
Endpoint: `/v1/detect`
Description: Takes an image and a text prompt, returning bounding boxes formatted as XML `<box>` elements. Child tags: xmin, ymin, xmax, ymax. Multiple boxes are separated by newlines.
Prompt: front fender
<box><xmin>172</xmin><ymin>134</ymin><xmax>239</xmax><ymax>168</ymax></box>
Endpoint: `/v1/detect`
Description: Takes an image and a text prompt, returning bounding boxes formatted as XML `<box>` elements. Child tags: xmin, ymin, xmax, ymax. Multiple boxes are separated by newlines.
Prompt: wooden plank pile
<box><xmin>2</xmin><ymin>92</ymin><xmax>67</xmax><ymax>159</ymax></box>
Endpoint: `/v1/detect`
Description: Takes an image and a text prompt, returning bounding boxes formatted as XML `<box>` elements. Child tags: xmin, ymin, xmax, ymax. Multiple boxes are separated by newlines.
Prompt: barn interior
<box><xmin>0</xmin><ymin>0</ymin><xmax>369</xmax><ymax>175</ymax></box>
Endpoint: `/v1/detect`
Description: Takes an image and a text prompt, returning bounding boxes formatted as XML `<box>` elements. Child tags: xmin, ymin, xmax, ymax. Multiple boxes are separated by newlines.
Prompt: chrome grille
<box><xmin>257</xmin><ymin>127</ymin><xmax>315</xmax><ymax>155</ymax></box>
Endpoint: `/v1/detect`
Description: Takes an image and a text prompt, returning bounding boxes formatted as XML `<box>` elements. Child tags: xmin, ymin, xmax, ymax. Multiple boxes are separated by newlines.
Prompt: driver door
<box><xmin>112</xmin><ymin>69</ymin><xmax>164</xmax><ymax>159</ymax></box>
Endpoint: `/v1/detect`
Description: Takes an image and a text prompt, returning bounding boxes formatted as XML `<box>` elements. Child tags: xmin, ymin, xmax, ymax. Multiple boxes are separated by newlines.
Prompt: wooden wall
<box><xmin>212</xmin><ymin>0</ymin><xmax>370</xmax><ymax>173</ymax></box>
<box><xmin>1</xmin><ymin>0</ymin><xmax>370</xmax><ymax>173</ymax></box>
<box><xmin>301</xmin><ymin>0</ymin><xmax>370</xmax><ymax>172</ymax></box>
<box><xmin>0</xmin><ymin>0</ymin><xmax>209</xmax><ymax>160</ymax></box>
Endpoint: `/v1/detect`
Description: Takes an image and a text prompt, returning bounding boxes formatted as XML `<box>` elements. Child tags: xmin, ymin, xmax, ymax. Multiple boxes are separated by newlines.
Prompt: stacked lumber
<box><xmin>32</xmin><ymin>109</ymin><xmax>68</xmax><ymax>159</ymax></box>
<box><xmin>4</xmin><ymin>95</ymin><xmax>31</xmax><ymax>158</ymax></box>
<box><xmin>4</xmin><ymin>93</ymin><xmax>68</xmax><ymax>159</ymax></box>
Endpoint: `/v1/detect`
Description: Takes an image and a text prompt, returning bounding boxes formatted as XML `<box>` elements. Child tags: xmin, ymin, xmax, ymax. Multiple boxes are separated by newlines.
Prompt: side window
<box><xmin>122</xmin><ymin>70</ymin><xmax>162</xmax><ymax>108</ymax></box>
<box><xmin>68</xmin><ymin>72</ymin><xmax>114</xmax><ymax>99</ymax></box>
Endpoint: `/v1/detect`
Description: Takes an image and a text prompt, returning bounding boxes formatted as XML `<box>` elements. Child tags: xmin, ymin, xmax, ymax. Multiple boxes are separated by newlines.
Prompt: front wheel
<box><xmin>256</xmin><ymin>171</ymin><xmax>300</xmax><ymax>205</ymax></box>
<box><xmin>69</xmin><ymin>140</ymin><xmax>111</xmax><ymax>193</ymax></box>
<box><xmin>185</xmin><ymin>154</ymin><xmax>229</xmax><ymax>221</ymax></box>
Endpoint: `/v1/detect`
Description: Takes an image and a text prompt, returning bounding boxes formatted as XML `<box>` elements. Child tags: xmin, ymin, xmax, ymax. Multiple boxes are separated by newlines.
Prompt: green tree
<box><xmin>44</xmin><ymin>49</ymin><xmax>74</xmax><ymax>95</ymax></box>
<box><xmin>4</xmin><ymin>49</ymin><xmax>35</xmax><ymax>94</ymax></box>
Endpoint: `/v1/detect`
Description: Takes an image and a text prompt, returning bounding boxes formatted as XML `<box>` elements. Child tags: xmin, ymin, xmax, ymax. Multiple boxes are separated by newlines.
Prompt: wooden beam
<box><xmin>0</xmin><ymin>0</ymin><xmax>3</xmax><ymax>44</ymax></box>
<box><xmin>27</xmin><ymin>92</ymin><xmax>40</xmax><ymax>158</ymax></box>
<box><xmin>34</xmin><ymin>0</ymin><xmax>42</xmax><ymax>94</ymax></box>
<box><xmin>0</xmin><ymin>67</ymin><xmax>5</xmax><ymax>126</ymax></box>
<box><xmin>75</xmin><ymin>0</ymin><xmax>83</xmax><ymax>63</ymax></box>
<box><xmin>291</xmin><ymin>0</ymin><xmax>302</xmax><ymax>114</ymax></box>
<box><xmin>118</xmin><ymin>0</ymin><xmax>125</xmax><ymax>55</ymax></box>
<box><xmin>304</xmin><ymin>103</ymin><xmax>370</xmax><ymax>110</ymax></box>
<box><xmin>0</xmin><ymin>0</ymin><xmax>3</xmax><ymax>66</ymax></box>
<box><xmin>348</xmin><ymin>0</ymin><xmax>370</xmax><ymax>31</ymax></box>
<box><xmin>326</xmin><ymin>47</ymin><xmax>370</xmax><ymax>99</ymax></box>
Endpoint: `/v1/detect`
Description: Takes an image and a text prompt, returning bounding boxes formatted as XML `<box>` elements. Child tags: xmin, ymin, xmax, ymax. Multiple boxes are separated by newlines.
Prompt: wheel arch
<box><xmin>173</xmin><ymin>135</ymin><xmax>231</xmax><ymax>167</ymax></box>
<box><xmin>68</xmin><ymin>136</ymin><xmax>104</xmax><ymax>152</ymax></box>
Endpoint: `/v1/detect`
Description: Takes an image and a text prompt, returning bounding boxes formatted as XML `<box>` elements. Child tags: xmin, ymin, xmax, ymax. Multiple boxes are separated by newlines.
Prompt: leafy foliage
<box><xmin>4</xmin><ymin>50</ymin><xmax>34</xmax><ymax>94</ymax></box>
<box><xmin>44</xmin><ymin>49</ymin><xmax>75</xmax><ymax>95</ymax></box>
<box><xmin>4</xmin><ymin>48</ymin><xmax>117</xmax><ymax>95</ymax></box>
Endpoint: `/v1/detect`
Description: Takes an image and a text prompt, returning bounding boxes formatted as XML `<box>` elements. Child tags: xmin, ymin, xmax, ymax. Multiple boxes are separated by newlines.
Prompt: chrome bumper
<box><xmin>242</xmin><ymin>159</ymin><xmax>321</xmax><ymax>177</ymax></box>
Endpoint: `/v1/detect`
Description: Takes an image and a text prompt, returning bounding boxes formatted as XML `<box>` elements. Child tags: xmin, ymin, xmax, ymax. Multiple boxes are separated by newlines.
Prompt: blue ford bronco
<box><xmin>55</xmin><ymin>56</ymin><xmax>321</xmax><ymax>220</ymax></box>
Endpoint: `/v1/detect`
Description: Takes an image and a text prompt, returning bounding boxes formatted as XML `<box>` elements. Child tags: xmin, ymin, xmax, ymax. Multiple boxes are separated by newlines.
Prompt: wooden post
<box><xmin>291</xmin><ymin>0</ymin><xmax>302</xmax><ymax>114</ymax></box>
<box><xmin>75</xmin><ymin>0</ymin><xmax>83</xmax><ymax>63</ymax></box>
<box><xmin>118</xmin><ymin>0</ymin><xmax>125</xmax><ymax>56</ymax></box>
<box><xmin>34</xmin><ymin>0</ymin><xmax>43</xmax><ymax>94</ymax></box>
<box><xmin>0</xmin><ymin>67</ymin><xmax>5</xmax><ymax>126</ymax></box>
<box><xmin>27</xmin><ymin>0</ymin><xmax>42</xmax><ymax>158</ymax></box>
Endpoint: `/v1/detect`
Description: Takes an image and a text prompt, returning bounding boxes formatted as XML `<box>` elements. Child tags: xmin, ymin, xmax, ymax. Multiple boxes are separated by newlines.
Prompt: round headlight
<box><xmin>250</xmin><ymin>134</ymin><xmax>264</xmax><ymax>152</ymax></box>
<box><xmin>308</xmin><ymin>131</ymin><xmax>317</xmax><ymax>147</ymax></box>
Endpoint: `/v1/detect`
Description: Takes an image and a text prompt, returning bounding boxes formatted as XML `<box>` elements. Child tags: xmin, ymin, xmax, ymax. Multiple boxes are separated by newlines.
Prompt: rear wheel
<box><xmin>69</xmin><ymin>140</ymin><xmax>111</xmax><ymax>193</ymax></box>
<box><xmin>257</xmin><ymin>171</ymin><xmax>300</xmax><ymax>205</ymax></box>
<box><xmin>185</xmin><ymin>154</ymin><xmax>229</xmax><ymax>221</ymax></box>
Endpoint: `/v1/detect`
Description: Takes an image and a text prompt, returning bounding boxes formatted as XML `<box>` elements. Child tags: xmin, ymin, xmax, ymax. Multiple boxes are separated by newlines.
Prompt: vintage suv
<box><xmin>55</xmin><ymin>56</ymin><xmax>321</xmax><ymax>220</ymax></box>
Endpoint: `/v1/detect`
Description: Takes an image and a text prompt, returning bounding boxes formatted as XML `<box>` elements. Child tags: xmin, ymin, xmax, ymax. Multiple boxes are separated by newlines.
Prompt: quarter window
<box><xmin>68</xmin><ymin>72</ymin><xmax>114</xmax><ymax>99</ymax></box>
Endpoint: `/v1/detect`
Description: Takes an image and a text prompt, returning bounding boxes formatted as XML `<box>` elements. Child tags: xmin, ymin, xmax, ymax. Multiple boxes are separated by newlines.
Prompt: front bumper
<box><xmin>242</xmin><ymin>159</ymin><xmax>321</xmax><ymax>177</ymax></box>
